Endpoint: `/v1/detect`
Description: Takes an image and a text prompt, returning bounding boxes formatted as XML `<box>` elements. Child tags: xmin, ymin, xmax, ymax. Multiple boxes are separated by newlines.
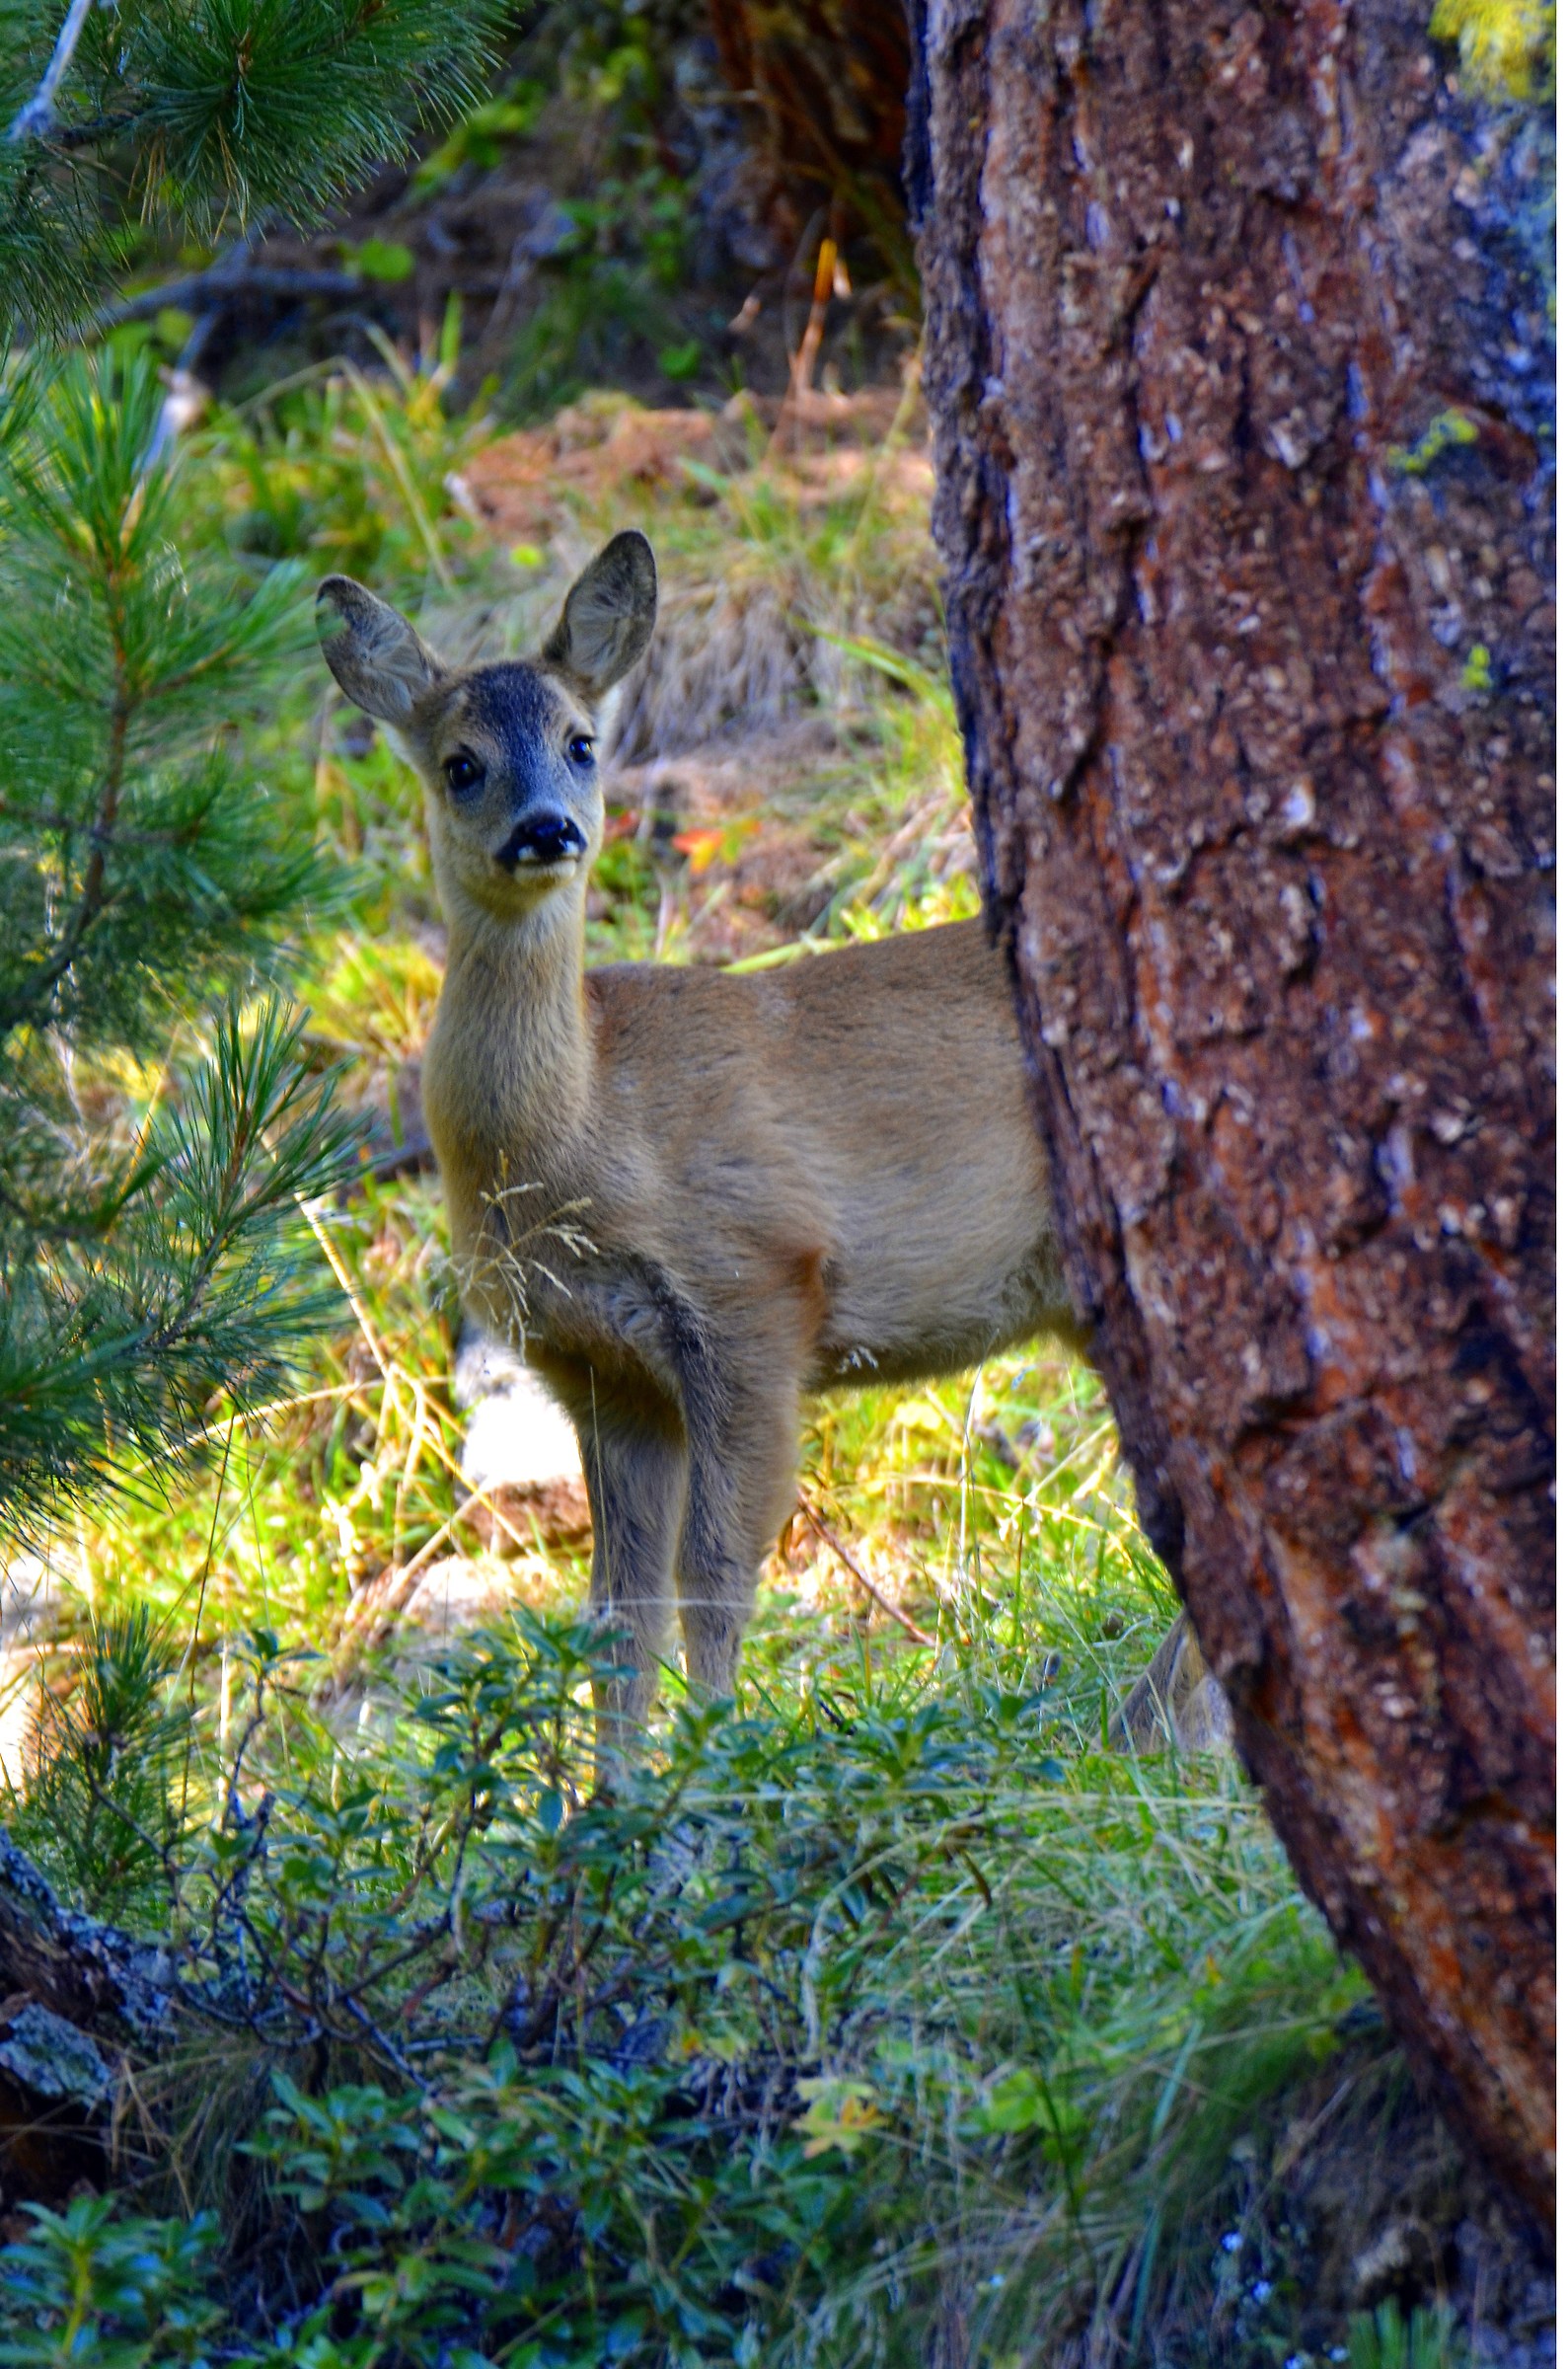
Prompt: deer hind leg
<box><xmin>676</xmin><ymin>1357</ymin><xmax>803</xmax><ymax>1703</ymax></box>
<box><xmin>573</xmin><ymin>1388</ymin><xmax>687</xmax><ymax>1766</ymax></box>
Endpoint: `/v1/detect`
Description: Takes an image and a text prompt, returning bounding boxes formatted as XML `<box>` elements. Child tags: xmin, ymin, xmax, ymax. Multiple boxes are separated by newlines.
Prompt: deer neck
<box><xmin>435</xmin><ymin>881</ymin><xmax>594</xmax><ymax>1159</ymax></box>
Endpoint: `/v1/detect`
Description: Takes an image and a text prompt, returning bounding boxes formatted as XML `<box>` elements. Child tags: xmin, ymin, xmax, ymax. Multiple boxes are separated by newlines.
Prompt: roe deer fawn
<box><xmin>317</xmin><ymin>532</ymin><xmax>1086</xmax><ymax>1756</ymax></box>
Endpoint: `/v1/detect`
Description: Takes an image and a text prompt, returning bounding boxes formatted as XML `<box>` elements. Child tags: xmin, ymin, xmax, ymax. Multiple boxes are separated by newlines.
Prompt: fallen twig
<box><xmin>94</xmin><ymin>264</ymin><xmax>364</xmax><ymax>333</ymax></box>
<box><xmin>769</xmin><ymin>234</ymin><xmax>841</xmax><ymax>459</ymax></box>
<box><xmin>794</xmin><ymin>1495</ymin><xmax>937</xmax><ymax>1647</ymax></box>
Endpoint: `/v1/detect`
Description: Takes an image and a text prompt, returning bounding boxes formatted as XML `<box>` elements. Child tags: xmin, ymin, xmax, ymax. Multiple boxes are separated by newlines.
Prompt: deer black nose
<box><xmin>496</xmin><ymin>810</ymin><xmax>586</xmax><ymax>870</ymax></box>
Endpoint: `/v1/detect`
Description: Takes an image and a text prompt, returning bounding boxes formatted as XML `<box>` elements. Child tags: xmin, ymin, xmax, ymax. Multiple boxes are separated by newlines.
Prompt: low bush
<box><xmin>2</xmin><ymin>1599</ymin><xmax>1358</xmax><ymax>2366</ymax></box>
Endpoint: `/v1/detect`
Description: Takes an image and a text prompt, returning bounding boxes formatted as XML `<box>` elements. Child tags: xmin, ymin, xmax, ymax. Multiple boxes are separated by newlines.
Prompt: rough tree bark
<box><xmin>908</xmin><ymin>0</ymin><xmax>1554</xmax><ymax>2225</ymax></box>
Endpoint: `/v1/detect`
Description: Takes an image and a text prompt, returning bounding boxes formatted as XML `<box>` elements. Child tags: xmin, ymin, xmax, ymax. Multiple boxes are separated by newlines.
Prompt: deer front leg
<box><xmin>676</xmin><ymin>1352</ymin><xmax>804</xmax><ymax>1702</ymax></box>
<box><xmin>573</xmin><ymin>1389</ymin><xmax>688</xmax><ymax>1769</ymax></box>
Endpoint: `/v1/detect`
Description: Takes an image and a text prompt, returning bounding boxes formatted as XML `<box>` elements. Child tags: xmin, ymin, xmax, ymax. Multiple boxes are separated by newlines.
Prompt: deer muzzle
<box><xmin>495</xmin><ymin>810</ymin><xmax>587</xmax><ymax>871</ymax></box>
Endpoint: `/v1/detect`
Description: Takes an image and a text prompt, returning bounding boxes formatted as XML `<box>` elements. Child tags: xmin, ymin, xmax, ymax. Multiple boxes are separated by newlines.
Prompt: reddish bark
<box><xmin>909</xmin><ymin>0</ymin><xmax>1554</xmax><ymax>2224</ymax></box>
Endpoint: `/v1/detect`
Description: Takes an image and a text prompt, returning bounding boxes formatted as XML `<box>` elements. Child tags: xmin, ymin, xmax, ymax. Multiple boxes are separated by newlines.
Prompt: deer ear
<box><xmin>316</xmin><ymin>577</ymin><xmax>445</xmax><ymax>725</ymax></box>
<box><xmin>542</xmin><ymin>530</ymin><xmax>657</xmax><ymax>699</ymax></box>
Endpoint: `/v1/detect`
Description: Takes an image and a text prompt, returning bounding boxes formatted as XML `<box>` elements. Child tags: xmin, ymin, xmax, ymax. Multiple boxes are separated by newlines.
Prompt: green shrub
<box><xmin>0</xmin><ymin>2195</ymin><xmax>223</xmax><ymax>2369</ymax></box>
<box><xmin>2</xmin><ymin>1608</ymin><xmax>1357</xmax><ymax>2367</ymax></box>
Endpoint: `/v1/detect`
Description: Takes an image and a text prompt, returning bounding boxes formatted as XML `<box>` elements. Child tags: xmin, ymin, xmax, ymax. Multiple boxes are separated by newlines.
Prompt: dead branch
<box><xmin>94</xmin><ymin>265</ymin><xmax>365</xmax><ymax>334</ymax></box>
<box><xmin>0</xmin><ymin>1829</ymin><xmax>177</xmax><ymax>2046</ymax></box>
<box><xmin>794</xmin><ymin>1496</ymin><xmax>937</xmax><ymax>1646</ymax></box>
<box><xmin>8</xmin><ymin>0</ymin><xmax>95</xmax><ymax>143</ymax></box>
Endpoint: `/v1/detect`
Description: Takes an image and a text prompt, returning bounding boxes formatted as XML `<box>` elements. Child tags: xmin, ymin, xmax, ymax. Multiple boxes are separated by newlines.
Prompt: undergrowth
<box><xmin>0</xmin><ymin>352</ymin><xmax>1395</xmax><ymax>2367</ymax></box>
<box><xmin>2</xmin><ymin>1604</ymin><xmax>1363</xmax><ymax>2367</ymax></box>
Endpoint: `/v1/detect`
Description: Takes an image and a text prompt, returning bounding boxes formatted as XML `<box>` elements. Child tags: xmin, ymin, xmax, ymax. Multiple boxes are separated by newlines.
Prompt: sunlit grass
<box><xmin>0</xmin><ymin>357</ymin><xmax>1380</xmax><ymax>2369</ymax></box>
<box><xmin>37</xmin><ymin>361</ymin><xmax>1014</xmax><ymax>1677</ymax></box>
<box><xmin>22</xmin><ymin>344</ymin><xmax>1203</xmax><ymax>1927</ymax></box>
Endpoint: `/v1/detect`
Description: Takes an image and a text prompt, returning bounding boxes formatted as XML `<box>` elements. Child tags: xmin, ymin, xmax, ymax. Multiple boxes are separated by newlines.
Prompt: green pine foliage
<box><xmin>0</xmin><ymin>351</ymin><xmax>312</xmax><ymax>1051</ymax></box>
<box><xmin>0</xmin><ymin>0</ymin><xmax>509</xmax><ymax>335</ymax></box>
<box><xmin>11</xmin><ymin>1605</ymin><xmax>190</xmax><ymax>1921</ymax></box>
<box><xmin>0</xmin><ymin>348</ymin><xmax>361</xmax><ymax>1540</ymax></box>
<box><xmin>0</xmin><ymin>0</ymin><xmax>509</xmax><ymax>1532</ymax></box>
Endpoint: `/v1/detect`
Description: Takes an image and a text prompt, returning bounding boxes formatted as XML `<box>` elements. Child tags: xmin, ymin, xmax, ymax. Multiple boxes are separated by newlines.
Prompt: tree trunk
<box><xmin>908</xmin><ymin>0</ymin><xmax>1554</xmax><ymax>2227</ymax></box>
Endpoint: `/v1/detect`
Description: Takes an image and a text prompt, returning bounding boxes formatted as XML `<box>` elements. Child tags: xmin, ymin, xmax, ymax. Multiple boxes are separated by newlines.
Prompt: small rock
<box><xmin>455</xmin><ymin>1325</ymin><xmax>590</xmax><ymax>1550</ymax></box>
<box><xmin>396</xmin><ymin>1555</ymin><xmax>523</xmax><ymax>1641</ymax></box>
<box><xmin>0</xmin><ymin>1559</ymin><xmax>63</xmax><ymax>1793</ymax></box>
<box><xmin>0</xmin><ymin>2001</ymin><xmax>112</xmax><ymax>2111</ymax></box>
<box><xmin>1349</xmin><ymin>2216</ymin><xmax>1422</xmax><ymax>2304</ymax></box>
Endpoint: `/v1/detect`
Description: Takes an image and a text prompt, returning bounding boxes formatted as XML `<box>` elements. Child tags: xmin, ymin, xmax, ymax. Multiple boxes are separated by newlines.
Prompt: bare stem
<box><xmin>9</xmin><ymin>0</ymin><xmax>98</xmax><ymax>144</ymax></box>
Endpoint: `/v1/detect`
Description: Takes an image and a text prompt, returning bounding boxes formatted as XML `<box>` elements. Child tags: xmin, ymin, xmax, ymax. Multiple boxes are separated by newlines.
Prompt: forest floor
<box><xmin>0</xmin><ymin>49</ymin><xmax>1552</xmax><ymax>2369</ymax></box>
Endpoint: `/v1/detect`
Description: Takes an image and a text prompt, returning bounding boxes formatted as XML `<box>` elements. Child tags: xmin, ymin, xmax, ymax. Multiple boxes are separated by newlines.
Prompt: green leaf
<box><xmin>351</xmin><ymin>238</ymin><xmax>416</xmax><ymax>284</ymax></box>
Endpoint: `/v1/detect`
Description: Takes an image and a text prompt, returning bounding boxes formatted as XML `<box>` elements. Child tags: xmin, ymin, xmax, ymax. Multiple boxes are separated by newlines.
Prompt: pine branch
<box><xmin>0</xmin><ymin>2</ymin><xmax>513</xmax><ymax>1537</ymax></box>
<box><xmin>45</xmin><ymin>112</ymin><xmax>133</xmax><ymax>150</ymax></box>
<box><xmin>15</xmin><ymin>684</ymin><xmax>129</xmax><ymax>1031</ymax></box>
<box><xmin>0</xmin><ymin>1002</ymin><xmax>363</xmax><ymax>1540</ymax></box>
<box><xmin>0</xmin><ymin>0</ymin><xmax>510</xmax><ymax>335</ymax></box>
<box><xmin>7</xmin><ymin>0</ymin><xmax>97</xmax><ymax>144</ymax></box>
<box><xmin>0</xmin><ymin>344</ymin><xmax>365</xmax><ymax>1542</ymax></box>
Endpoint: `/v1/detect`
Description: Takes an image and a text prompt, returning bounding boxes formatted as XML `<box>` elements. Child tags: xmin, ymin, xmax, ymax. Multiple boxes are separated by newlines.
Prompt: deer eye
<box><xmin>444</xmin><ymin>751</ymin><xmax>484</xmax><ymax>796</ymax></box>
<box><xmin>566</xmin><ymin>733</ymin><xmax>595</xmax><ymax>768</ymax></box>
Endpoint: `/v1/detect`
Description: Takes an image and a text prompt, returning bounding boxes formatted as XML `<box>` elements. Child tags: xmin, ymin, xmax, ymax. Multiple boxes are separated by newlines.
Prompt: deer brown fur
<box><xmin>317</xmin><ymin>533</ymin><xmax>1085</xmax><ymax>1753</ymax></box>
